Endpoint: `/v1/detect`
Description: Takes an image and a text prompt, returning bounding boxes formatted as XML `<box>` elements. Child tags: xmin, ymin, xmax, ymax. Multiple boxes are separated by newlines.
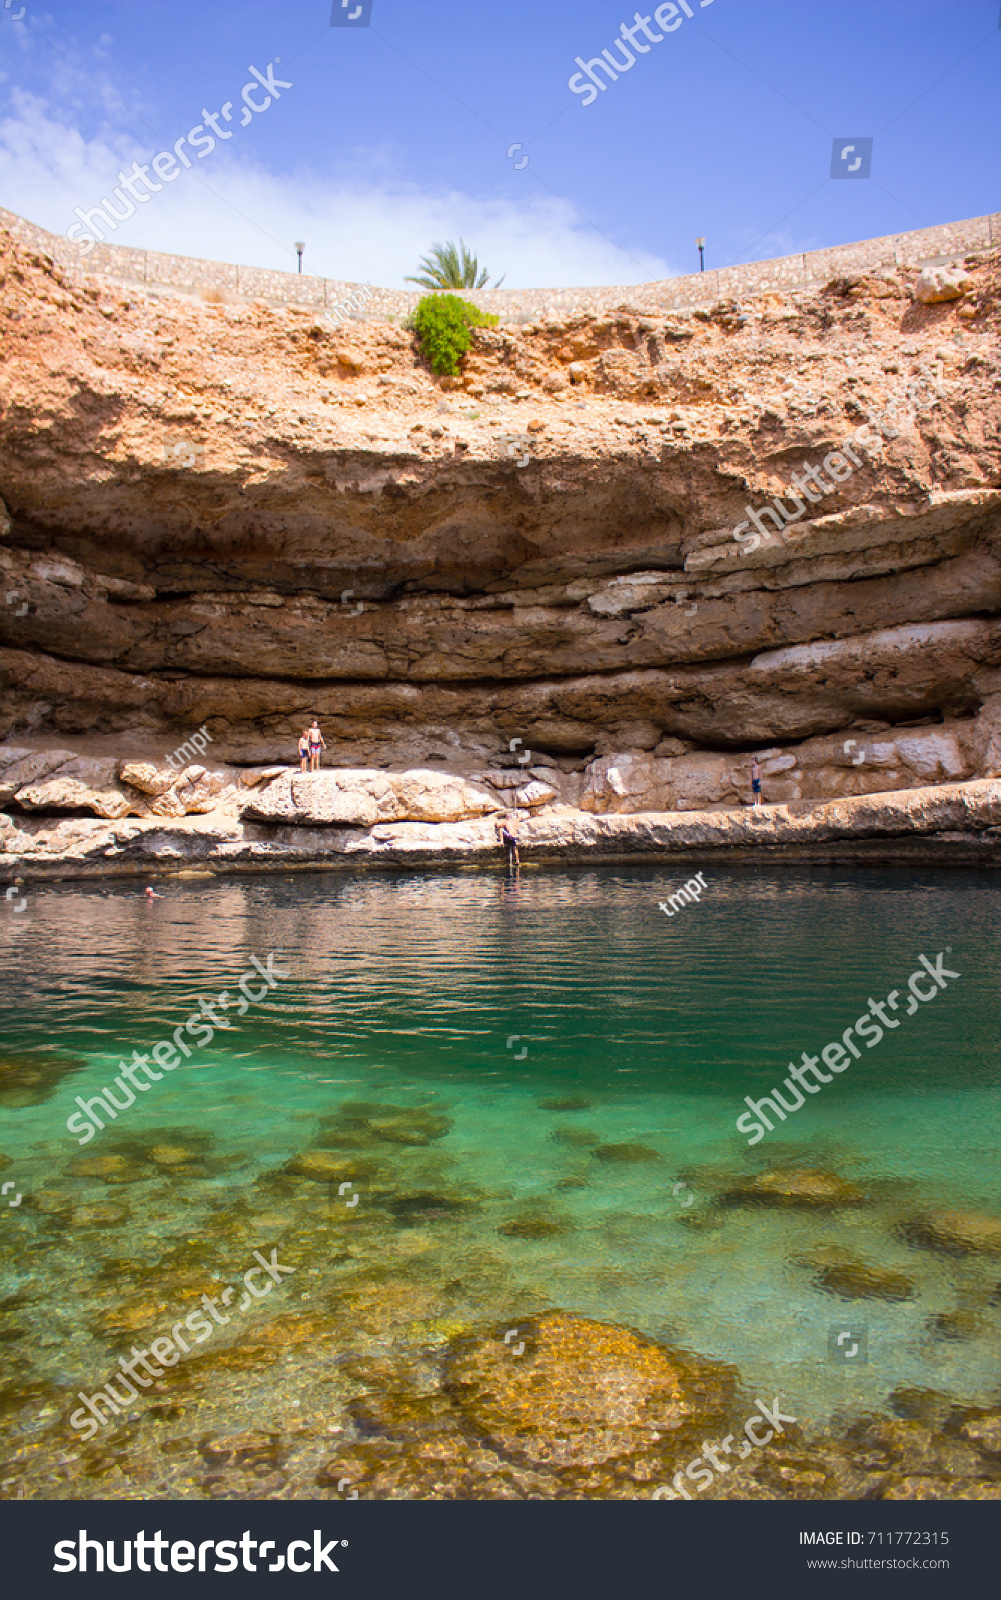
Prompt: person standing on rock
<box><xmin>308</xmin><ymin>720</ymin><xmax>326</xmax><ymax>773</ymax></box>
<box><xmin>750</xmin><ymin>757</ymin><xmax>762</xmax><ymax>808</ymax></box>
<box><xmin>298</xmin><ymin>729</ymin><xmax>310</xmax><ymax>772</ymax></box>
<box><xmin>496</xmin><ymin>809</ymin><xmax>520</xmax><ymax>869</ymax></box>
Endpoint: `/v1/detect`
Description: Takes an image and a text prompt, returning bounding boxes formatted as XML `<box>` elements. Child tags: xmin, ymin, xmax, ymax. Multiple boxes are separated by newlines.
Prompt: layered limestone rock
<box><xmin>1</xmin><ymin>213</ymin><xmax>1000</xmax><ymax>860</ymax></box>
<box><xmin>4</xmin><ymin>779</ymin><xmax>1001</xmax><ymax>880</ymax></box>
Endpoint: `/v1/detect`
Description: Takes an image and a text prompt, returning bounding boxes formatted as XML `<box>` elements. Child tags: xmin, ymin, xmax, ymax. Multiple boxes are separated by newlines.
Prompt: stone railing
<box><xmin>2</xmin><ymin>205</ymin><xmax>998</xmax><ymax>324</ymax></box>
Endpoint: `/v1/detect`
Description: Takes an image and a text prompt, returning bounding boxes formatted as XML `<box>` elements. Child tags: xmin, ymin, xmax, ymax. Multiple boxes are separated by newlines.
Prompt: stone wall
<box><xmin>1</xmin><ymin>205</ymin><xmax>998</xmax><ymax>324</ymax></box>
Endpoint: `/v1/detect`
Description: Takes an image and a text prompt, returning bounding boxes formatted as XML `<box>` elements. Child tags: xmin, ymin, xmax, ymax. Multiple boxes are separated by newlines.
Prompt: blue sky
<box><xmin>0</xmin><ymin>0</ymin><xmax>998</xmax><ymax>287</ymax></box>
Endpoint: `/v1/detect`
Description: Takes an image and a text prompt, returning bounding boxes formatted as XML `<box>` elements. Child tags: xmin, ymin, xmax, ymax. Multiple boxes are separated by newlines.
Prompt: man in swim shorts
<box><xmin>308</xmin><ymin>720</ymin><xmax>326</xmax><ymax>772</ymax></box>
<box><xmin>750</xmin><ymin>756</ymin><xmax>762</xmax><ymax>808</ymax></box>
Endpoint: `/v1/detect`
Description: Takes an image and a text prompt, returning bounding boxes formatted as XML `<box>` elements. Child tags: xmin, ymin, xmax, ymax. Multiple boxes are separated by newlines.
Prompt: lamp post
<box><xmin>294</xmin><ymin>241</ymin><xmax>305</xmax><ymax>274</ymax></box>
<box><xmin>695</xmin><ymin>237</ymin><xmax>705</xmax><ymax>273</ymax></box>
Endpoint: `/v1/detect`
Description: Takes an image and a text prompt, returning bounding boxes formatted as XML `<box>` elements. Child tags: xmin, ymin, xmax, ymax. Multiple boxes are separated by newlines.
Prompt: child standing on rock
<box><xmin>298</xmin><ymin>730</ymin><xmax>310</xmax><ymax>772</ymax></box>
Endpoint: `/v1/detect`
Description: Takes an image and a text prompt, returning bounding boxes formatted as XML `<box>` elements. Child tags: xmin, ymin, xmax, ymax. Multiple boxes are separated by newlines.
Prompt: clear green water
<box><xmin>1</xmin><ymin>864</ymin><xmax>999</xmax><ymax>1493</ymax></box>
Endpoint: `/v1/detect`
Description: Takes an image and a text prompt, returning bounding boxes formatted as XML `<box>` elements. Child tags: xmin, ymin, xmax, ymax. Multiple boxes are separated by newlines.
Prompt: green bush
<box><xmin>409</xmin><ymin>293</ymin><xmax>498</xmax><ymax>376</ymax></box>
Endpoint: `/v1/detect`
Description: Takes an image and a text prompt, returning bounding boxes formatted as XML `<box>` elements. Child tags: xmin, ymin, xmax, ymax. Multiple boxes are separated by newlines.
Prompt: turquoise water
<box><xmin>1</xmin><ymin>864</ymin><xmax>999</xmax><ymax>1495</ymax></box>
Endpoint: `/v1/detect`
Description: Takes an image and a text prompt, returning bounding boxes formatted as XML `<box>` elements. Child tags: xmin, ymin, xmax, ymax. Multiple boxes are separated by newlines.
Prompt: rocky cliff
<box><xmin>1</xmin><ymin>210</ymin><xmax>1000</xmax><ymax>874</ymax></box>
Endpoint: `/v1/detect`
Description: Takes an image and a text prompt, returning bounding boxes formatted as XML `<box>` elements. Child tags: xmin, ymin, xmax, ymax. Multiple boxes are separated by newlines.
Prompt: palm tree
<box><xmin>405</xmin><ymin>238</ymin><xmax>505</xmax><ymax>291</ymax></box>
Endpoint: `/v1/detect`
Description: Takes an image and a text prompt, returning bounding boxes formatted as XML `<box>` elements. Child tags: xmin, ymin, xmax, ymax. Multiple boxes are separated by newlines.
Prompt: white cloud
<box><xmin>0</xmin><ymin>89</ymin><xmax>678</xmax><ymax>289</ymax></box>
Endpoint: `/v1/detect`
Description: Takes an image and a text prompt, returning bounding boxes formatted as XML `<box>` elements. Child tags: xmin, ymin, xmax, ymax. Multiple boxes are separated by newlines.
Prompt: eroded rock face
<box><xmin>0</xmin><ymin>218</ymin><xmax>999</xmax><ymax>797</ymax></box>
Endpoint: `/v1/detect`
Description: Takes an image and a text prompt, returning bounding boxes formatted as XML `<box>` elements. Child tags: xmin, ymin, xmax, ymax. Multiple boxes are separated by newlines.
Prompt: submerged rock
<box><xmin>444</xmin><ymin>1310</ymin><xmax>736</xmax><ymax>1469</ymax></box>
<box><xmin>497</xmin><ymin>1217</ymin><xmax>567</xmax><ymax>1240</ymax></box>
<box><xmin>538</xmin><ymin>1095</ymin><xmax>593</xmax><ymax>1112</ymax></box>
<box><xmin>926</xmin><ymin>1310</ymin><xmax>986</xmax><ymax>1341</ymax></box>
<box><xmin>551</xmin><ymin>1127</ymin><xmax>601</xmax><ymax>1148</ymax></box>
<box><xmin>146</xmin><ymin>1144</ymin><xmax>199</xmax><ymax>1168</ymax></box>
<box><xmin>72</xmin><ymin>1201</ymin><xmax>129</xmax><ymax>1227</ymax></box>
<box><xmin>350</xmin><ymin>1391</ymin><xmax>455</xmax><ymax>1440</ymax></box>
<box><xmin>591</xmin><ymin>1143</ymin><xmax>660</xmax><ymax>1164</ymax></box>
<box><xmin>898</xmin><ymin>1210</ymin><xmax>1001</xmax><ymax>1257</ymax></box>
<box><xmin>957</xmin><ymin>1412</ymin><xmax>1001</xmax><ymax>1455</ymax></box>
<box><xmin>70</xmin><ymin>1153</ymin><xmax>138</xmax><ymax>1183</ymax></box>
<box><xmin>0</xmin><ymin>1050</ymin><xmax>85</xmax><ymax>1109</ymax></box>
<box><xmin>198</xmin><ymin>1431</ymin><xmax>287</xmax><ymax>1471</ymax></box>
<box><xmin>722</xmin><ymin>1169</ymin><xmax>867</xmax><ymax>1208</ymax></box>
<box><xmin>284</xmin><ymin>1150</ymin><xmax>380</xmax><ymax>1183</ymax></box>
<box><xmin>388</xmin><ymin>1192</ymin><xmax>473</xmax><ymax>1224</ymax></box>
<box><xmin>815</xmin><ymin>1261</ymin><xmax>915</xmax><ymax>1301</ymax></box>
<box><xmin>317</xmin><ymin>1101</ymin><xmax>453</xmax><ymax>1149</ymax></box>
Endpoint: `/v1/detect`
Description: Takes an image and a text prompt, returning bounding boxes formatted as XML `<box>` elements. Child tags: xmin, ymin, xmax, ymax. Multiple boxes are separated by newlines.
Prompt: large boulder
<box><xmin>721</xmin><ymin>1169</ymin><xmax>868</xmax><ymax>1209</ymax></box>
<box><xmin>242</xmin><ymin>768</ymin><xmax>498</xmax><ymax>827</ymax></box>
<box><xmin>117</xmin><ymin>760</ymin><xmax>177</xmax><ymax>796</ymax></box>
<box><xmin>0</xmin><ymin>748</ymin><xmax>77</xmax><ymax>805</ymax></box>
<box><xmin>914</xmin><ymin>264</ymin><xmax>971</xmax><ymax>304</ymax></box>
<box><xmin>14</xmin><ymin>757</ymin><xmax>145</xmax><ymax>819</ymax></box>
<box><xmin>444</xmin><ymin>1310</ymin><xmax>736</xmax><ymax>1470</ymax></box>
<box><xmin>898</xmin><ymin>1210</ymin><xmax>1001</xmax><ymax>1257</ymax></box>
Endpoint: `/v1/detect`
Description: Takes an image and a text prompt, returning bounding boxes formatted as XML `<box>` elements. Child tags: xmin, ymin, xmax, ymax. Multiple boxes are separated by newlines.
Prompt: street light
<box><xmin>294</xmin><ymin>240</ymin><xmax>305</xmax><ymax>274</ymax></box>
<box><xmin>695</xmin><ymin>237</ymin><xmax>705</xmax><ymax>273</ymax></box>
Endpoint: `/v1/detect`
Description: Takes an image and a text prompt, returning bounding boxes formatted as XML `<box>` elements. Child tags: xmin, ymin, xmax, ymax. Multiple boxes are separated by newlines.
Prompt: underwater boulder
<box><xmin>0</xmin><ymin>1050</ymin><xmax>86</xmax><ymax>1109</ymax></box>
<box><xmin>444</xmin><ymin>1310</ymin><xmax>737</xmax><ymax>1470</ymax></box>
<box><xmin>897</xmin><ymin>1210</ymin><xmax>1001</xmax><ymax>1257</ymax></box>
<box><xmin>721</xmin><ymin>1169</ymin><xmax>867</xmax><ymax>1209</ymax></box>
<box><xmin>592</xmin><ymin>1143</ymin><xmax>660</xmax><ymax>1164</ymax></box>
